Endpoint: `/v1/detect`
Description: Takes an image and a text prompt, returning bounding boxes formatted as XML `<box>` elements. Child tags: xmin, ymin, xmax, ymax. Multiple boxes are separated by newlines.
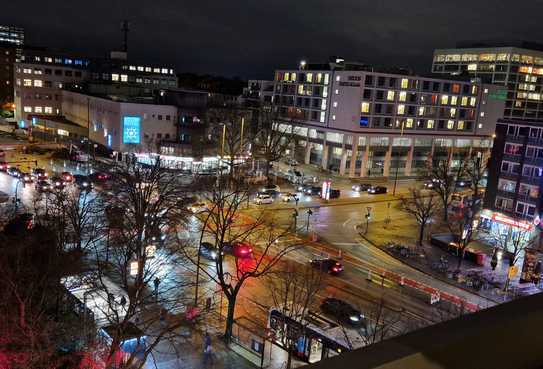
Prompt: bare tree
<box><xmin>252</xmin><ymin>106</ymin><xmax>298</xmax><ymax>183</ymax></box>
<box><xmin>491</xmin><ymin>221</ymin><xmax>535</xmax><ymax>291</ymax></box>
<box><xmin>424</xmin><ymin>156</ymin><xmax>463</xmax><ymax>222</ymax></box>
<box><xmin>189</xmin><ymin>175</ymin><xmax>298</xmax><ymax>342</ymax></box>
<box><xmin>88</xmin><ymin>159</ymin><xmax>193</xmax><ymax>369</ymax></box>
<box><xmin>400</xmin><ymin>188</ymin><xmax>439</xmax><ymax>246</ymax></box>
<box><xmin>266</xmin><ymin>263</ymin><xmax>324</xmax><ymax>369</ymax></box>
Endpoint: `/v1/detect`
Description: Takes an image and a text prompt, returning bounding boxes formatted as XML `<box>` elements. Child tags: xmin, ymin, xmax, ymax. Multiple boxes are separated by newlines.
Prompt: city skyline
<box><xmin>3</xmin><ymin>0</ymin><xmax>543</xmax><ymax>79</ymax></box>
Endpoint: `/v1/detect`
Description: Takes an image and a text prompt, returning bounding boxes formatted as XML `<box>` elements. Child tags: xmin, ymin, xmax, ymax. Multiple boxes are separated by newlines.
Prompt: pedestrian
<box><xmin>203</xmin><ymin>332</ymin><xmax>213</xmax><ymax>366</ymax></box>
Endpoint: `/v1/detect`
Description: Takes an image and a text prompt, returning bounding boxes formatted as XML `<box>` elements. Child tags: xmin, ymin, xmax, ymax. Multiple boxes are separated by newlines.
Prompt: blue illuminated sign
<box><xmin>360</xmin><ymin>117</ymin><xmax>369</xmax><ymax>127</ymax></box>
<box><xmin>107</xmin><ymin>134</ymin><xmax>112</xmax><ymax>147</ymax></box>
<box><xmin>122</xmin><ymin>116</ymin><xmax>141</xmax><ymax>144</ymax></box>
<box><xmin>32</xmin><ymin>117</ymin><xmax>37</xmax><ymax>126</ymax></box>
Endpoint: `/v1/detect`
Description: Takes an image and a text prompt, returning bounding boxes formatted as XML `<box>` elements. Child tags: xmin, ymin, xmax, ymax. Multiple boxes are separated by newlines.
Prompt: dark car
<box><xmin>455</xmin><ymin>179</ymin><xmax>472</xmax><ymax>188</ymax></box>
<box><xmin>50</xmin><ymin>176</ymin><xmax>65</xmax><ymax>190</ymax></box>
<box><xmin>20</xmin><ymin>172</ymin><xmax>33</xmax><ymax>183</ymax></box>
<box><xmin>74</xmin><ymin>175</ymin><xmax>93</xmax><ymax>190</ymax></box>
<box><xmin>7</xmin><ymin>167</ymin><xmax>21</xmax><ymax>178</ymax></box>
<box><xmin>200</xmin><ymin>242</ymin><xmax>221</xmax><ymax>261</ymax></box>
<box><xmin>223</xmin><ymin>241</ymin><xmax>254</xmax><ymax>259</ymax></box>
<box><xmin>35</xmin><ymin>180</ymin><xmax>51</xmax><ymax>192</ymax></box>
<box><xmin>368</xmin><ymin>186</ymin><xmax>387</xmax><ymax>194</ymax></box>
<box><xmin>61</xmin><ymin>171</ymin><xmax>74</xmax><ymax>183</ymax></box>
<box><xmin>31</xmin><ymin>168</ymin><xmax>48</xmax><ymax>180</ymax></box>
<box><xmin>352</xmin><ymin>183</ymin><xmax>372</xmax><ymax>192</ymax></box>
<box><xmin>304</xmin><ymin>185</ymin><xmax>322</xmax><ymax>196</ymax></box>
<box><xmin>3</xmin><ymin>213</ymin><xmax>34</xmax><ymax>235</ymax></box>
<box><xmin>320</xmin><ymin>298</ymin><xmax>366</xmax><ymax>327</ymax></box>
<box><xmin>310</xmin><ymin>258</ymin><xmax>344</xmax><ymax>275</ymax></box>
<box><xmin>91</xmin><ymin>172</ymin><xmax>111</xmax><ymax>182</ymax></box>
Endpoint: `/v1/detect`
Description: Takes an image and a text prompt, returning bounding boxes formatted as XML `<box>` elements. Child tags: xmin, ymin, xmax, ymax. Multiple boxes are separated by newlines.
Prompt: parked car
<box><xmin>200</xmin><ymin>242</ymin><xmax>221</xmax><ymax>261</ymax></box>
<box><xmin>255</xmin><ymin>193</ymin><xmax>274</xmax><ymax>205</ymax></box>
<box><xmin>455</xmin><ymin>179</ymin><xmax>472</xmax><ymax>188</ymax></box>
<box><xmin>368</xmin><ymin>186</ymin><xmax>387</xmax><ymax>194</ymax></box>
<box><xmin>0</xmin><ymin>161</ymin><xmax>9</xmax><ymax>171</ymax></box>
<box><xmin>309</xmin><ymin>258</ymin><xmax>344</xmax><ymax>275</ymax></box>
<box><xmin>282</xmin><ymin>192</ymin><xmax>299</xmax><ymax>202</ymax></box>
<box><xmin>61</xmin><ymin>171</ymin><xmax>74</xmax><ymax>183</ymax></box>
<box><xmin>261</xmin><ymin>184</ymin><xmax>281</xmax><ymax>195</ymax></box>
<box><xmin>320</xmin><ymin>298</ymin><xmax>366</xmax><ymax>328</ymax></box>
<box><xmin>7</xmin><ymin>167</ymin><xmax>21</xmax><ymax>178</ymax></box>
<box><xmin>223</xmin><ymin>241</ymin><xmax>254</xmax><ymax>259</ymax></box>
<box><xmin>303</xmin><ymin>185</ymin><xmax>322</xmax><ymax>196</ymax></box>
<box><xmin>35</xmin><ymin>180</ymin><xmax>51</xmax><ymax>192</ymax></box>
<box><xmin>352</xmin><ymin>183</ymin><xmax>372</xmax><ymax>192</ymax></box>
<box><xmin>31</xmin><ymin>168</ymin><xmax>48</xmax><ymax>180</ymax></box>
<box><xmin>74</xmin><ymin>175</ymin><xmax>93</xmax><ymax>190</ymax></box>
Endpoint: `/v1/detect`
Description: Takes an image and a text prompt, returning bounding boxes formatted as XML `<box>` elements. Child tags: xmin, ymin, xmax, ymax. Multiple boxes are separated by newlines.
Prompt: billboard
<box><xmin>122</xmin><ymin>116</ymin><xmax>141</xmax><ymax>144</ymax></box>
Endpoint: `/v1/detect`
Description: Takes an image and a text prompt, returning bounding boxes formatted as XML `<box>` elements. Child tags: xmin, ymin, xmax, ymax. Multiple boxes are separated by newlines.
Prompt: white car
<box><xmin>282</xmin><ymin>193</ymin><xmax>299</xmax><ymax>202</ymax></box>
<box><xmin>255</xmin><ymin>194</ymin><xmax>274</xmax><ymax>205</ymax></box>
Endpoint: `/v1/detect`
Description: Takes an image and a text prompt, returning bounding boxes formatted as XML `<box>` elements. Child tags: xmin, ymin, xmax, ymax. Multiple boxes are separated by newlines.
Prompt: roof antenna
<box><xmin>121</xmin><ymin>20</ymin><xmax>130</xmax><ymax>53</ymax></box>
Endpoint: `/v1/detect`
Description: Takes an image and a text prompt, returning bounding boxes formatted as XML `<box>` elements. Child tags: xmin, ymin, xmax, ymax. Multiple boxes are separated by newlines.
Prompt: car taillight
<box><xmin>332</xmin><ymin>267</ymin><xmax>339</xmax><ymax>272</ymax></box>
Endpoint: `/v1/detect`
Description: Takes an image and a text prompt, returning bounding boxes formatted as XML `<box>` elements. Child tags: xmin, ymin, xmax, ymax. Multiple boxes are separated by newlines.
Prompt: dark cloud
<box><xmin>2</xmin><ymin>0</ymin><xmax>542</xmax><ymax>79</ymax></box>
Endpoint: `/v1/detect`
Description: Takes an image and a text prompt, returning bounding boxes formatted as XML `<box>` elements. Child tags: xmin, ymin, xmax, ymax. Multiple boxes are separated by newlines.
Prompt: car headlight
<box><xmin>210</xmin><ymin>251</ymin><xmax>217</xmax><ymax>259</ymax></box>
<box><xmin>349</xmin><ymin>315</ymin><xmax>360</xmax><ymax>322</ymax></box>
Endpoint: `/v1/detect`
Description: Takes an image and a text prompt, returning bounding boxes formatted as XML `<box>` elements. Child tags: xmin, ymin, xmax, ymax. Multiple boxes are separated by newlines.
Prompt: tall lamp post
<box><xmin>392</xmin><ymin>121</ymin><xmax>405</xmax><ymax>196</ymax></box>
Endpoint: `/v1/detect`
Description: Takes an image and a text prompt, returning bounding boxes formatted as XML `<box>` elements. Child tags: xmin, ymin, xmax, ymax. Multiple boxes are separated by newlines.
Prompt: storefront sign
<box><xmin>122</xmin><ymin>116</ymin><xmax>141</xmax><ymax>144</ymax></box>
<box><xmin>492</xmin><ymin>213</ymin><xmax>532</xmax><ymax>231</ymax></box>
<box><xmin>321</xmin><ymin>180</ymin><xmax>331</xmax><ymax>200</ymax></box>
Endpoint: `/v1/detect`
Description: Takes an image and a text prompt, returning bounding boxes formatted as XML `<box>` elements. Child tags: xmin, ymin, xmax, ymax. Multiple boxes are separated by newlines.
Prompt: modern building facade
<box><xmin>272</xmin><ymin>59</ymin><xmax>505</xmax><ymax>177</ymax></box>
<box><xmin>432</xmin><ymin>42</ymin><xmax>543</xmax><ymax>121</ymax></box>
<box><xmin>0</xmin><ymin>25</ymin><xmax>24</xmax><ymax>46</ymax></box>
<box><xmin>483</xmin><ymin>118</ymin><xmax>543</xmax><ymax>245</ymax></box>
<box><xmin>13</xmin><ymin>48</ymin><xmax>177</xmax><ymax>122</ymax></box>
<box><xmin>243</xmin><ymin>80</ymin><xmax>274</xmax><ymax>106</ymax></box>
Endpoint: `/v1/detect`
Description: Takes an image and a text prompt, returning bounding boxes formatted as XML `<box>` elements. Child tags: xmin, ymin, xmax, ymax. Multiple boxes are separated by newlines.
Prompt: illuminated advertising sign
<box><xmin>321</xmin><ymin>180</ymin><xmax>331</xmax><ymax>200</ymax></box>
<box><xmin>122</xmin><ymin>116</ymin><xmax>141</xmax><ymax>144</ymax></box>
<box><xmin>492</xmin><ymin>213</ymin><xmax>532</xmax><ymax>231</ymax></box>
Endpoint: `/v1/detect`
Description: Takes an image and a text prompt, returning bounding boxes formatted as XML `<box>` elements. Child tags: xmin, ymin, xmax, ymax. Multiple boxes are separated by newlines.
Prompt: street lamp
<box><xmin>392</xmin><ymin>121</ymin><xmax>405</xmax><ymax>196</ymax></box>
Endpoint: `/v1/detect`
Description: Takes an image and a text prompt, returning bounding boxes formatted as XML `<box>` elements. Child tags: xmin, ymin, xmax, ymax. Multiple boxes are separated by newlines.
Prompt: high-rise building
<box><xmin>0</xmin><ymin>25</ymin><xmax>24</xmax><ymax>104</ymax></box>
<box><xmin>432</xmin><ymin>42</ymin><xmax>543</xmax><ymax>121</ymax></box>
<box><xmin>13</xmin><ymin>48</ymin><xmax>177</xmax><ymax>122</ymax></box>
<box><xmin>270</xmin><ymin>58</ymin><xmax>505</xmax><ymax>178</ymax></box>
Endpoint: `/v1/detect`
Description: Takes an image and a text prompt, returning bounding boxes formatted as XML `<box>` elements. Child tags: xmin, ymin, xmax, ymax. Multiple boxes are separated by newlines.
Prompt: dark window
<box><xmin>374</xmin><ymin>103</ymin><xmax>382</xmax><ymax>113</ymax></box>
<box><xmin>75</xmin><ymin>71</ymin><xmax>82</xmax><ymax>77</ymax></box>
<box><xmin>377</xmin><ymin>76</ymin><xmax>385</xmax><ymax>86</ymax></box>
<box><xmin>389</xmin><ymin>78</ymin><xmax>397</xmax><ymax>87</ymax></box>
<box><xmin>363</xmin><ymin>89</ymin><xmax>372</xmax><ymax>99</ymax></box>
<box><xmin>44</xmin><ymin>68</ymin><xmax>52</xmax><ymax>75</ymax></box>
<box><xmin>432</xmin><ymin>82</ymin><xmax>440</xmax><ymax>92</ymax></box>
<box><xmin>65</xmin><ymin>70</ymin><xmax>72</xmax><ymax>77</ymax></box>
<box><xmin>166</xmin><ymin>115</ymin><xmax>171</xmax><ymax>120</ymax></box>
<box><xmin>376</xmin><ymin>90</ymin><xmax>384</xmax><ymax>100</ymax></box>
<box><xmin>364</xmin><ymin>75</ymin><xmax>373</xmax><ymax>85</ymax></box>
<box><xmin>423</xmin><ymin>81</ymin><xmax>430</xmax><ymax>91</ymax></box>
<box><xmin>443</xmin><ymin>83</ymin><xmax>450</xmax><ymax>92</ymax></box>
<box><xmin>54</xmin><ymin>69</ymin><xmax>62</xmax><ymax>76</ymax></box>
<box><xmin>157</xmin><ymin>133</ymin><xmax>162</xmax><ymax>138</ymax></box>
<box><xmin>158</xmin><ymin>115</ymin><xmax>163</xmax><ymax>120</ymax></box>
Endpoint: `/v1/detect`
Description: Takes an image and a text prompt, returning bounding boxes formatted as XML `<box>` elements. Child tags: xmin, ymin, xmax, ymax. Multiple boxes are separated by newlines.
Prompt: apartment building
<box><xmin>0</xmin><ymin>25</ymin><xmax>24</xmax><ymax>104</ymax></box>
<box><xmin>432</xmin><ymin>42</ymin><xmax>543</xmax><ymax>121</ymax></box>
<box><xmin>272</xmin><ymin>58</ymin><xmax>505</xmax><ymax>178</ymax></box>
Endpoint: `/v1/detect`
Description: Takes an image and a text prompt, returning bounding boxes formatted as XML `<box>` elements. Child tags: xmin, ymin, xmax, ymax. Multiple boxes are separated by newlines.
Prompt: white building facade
<box><xmin>272</xmin><ymin>63</ymin><xmax>506</xmax><ymax>177</ymax></box>
<box><xmin>61</xmin><ymin>90</ymin><xmax>178</xmax><ymax>152</ymax></box>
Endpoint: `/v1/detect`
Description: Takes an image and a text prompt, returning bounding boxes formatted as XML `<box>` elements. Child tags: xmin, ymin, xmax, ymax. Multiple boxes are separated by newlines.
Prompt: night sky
<box><xmin>2</xmin><ymin>1</ymin><xmax>542</xmax><ymax>79</ymax></box>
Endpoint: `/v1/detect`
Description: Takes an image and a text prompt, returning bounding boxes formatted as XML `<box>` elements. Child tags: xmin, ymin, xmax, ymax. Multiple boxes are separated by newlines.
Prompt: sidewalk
<box><xmin>362</xmin><ymin>215</ymin><xmax>542</xmax><ymax>304</ymax></box>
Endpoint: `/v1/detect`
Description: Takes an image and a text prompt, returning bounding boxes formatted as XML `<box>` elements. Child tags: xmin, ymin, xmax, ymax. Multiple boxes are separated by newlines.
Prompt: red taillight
<box><xmin>332</xmin><ymin>267</ymin><xmax>339</xmax><ymax>272</ymax></box>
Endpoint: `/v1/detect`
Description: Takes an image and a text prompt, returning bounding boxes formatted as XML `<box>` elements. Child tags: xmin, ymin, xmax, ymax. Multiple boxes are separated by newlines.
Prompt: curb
<box><xmin>360</xmin><ymin>235</ymin><xmax>501</xmax><ymax>305</ymax></box>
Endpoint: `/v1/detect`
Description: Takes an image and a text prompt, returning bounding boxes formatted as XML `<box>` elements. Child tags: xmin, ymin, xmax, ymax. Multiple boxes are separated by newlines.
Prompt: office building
<box><xmin>483</xmin><ymin>119</ymin><xmax>543</xmax><ymax>244</ymax></box>
<box><xmin>0</xmin><ymin>25</ymin><xmax>24</xmax><ymax>104</ymax></box>
<box><xmin>243</xmin><ymin>80</ymin><xmax>274</xmax><ymax>106</ymax></box>
<box><xmin>13</xmin><ymin>48</ymin><xmax>177</xmax><ymax>122</ymax></box>
<box><xmin>272</xmin><ymin>58</ymin><xmax>505</xmax><ymax>178</ymax></box>
<box><xmin>432</xmin><ymin>42</ymin><xmax>543</xmax><ymax>121</ymax></box>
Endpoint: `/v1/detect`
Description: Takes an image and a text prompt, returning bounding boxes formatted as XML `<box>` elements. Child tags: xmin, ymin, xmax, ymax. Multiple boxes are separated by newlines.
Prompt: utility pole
<box><xmin>292</xmin><ymin>209</ymin><xmax>298</xmax><ymax>234</ymax></box>
<box><xmin>306</xmin><ymin>208</ymin><xmax>313</xmax><ymax>232</ymax></box>
<box><xmin>365</xmin><ymin>206</ymin><xmax>372</xmax><ymax>235</ymax></box>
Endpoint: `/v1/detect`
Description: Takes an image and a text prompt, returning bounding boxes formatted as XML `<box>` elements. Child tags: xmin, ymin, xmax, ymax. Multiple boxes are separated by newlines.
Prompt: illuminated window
<box><xmin>112</xmin><ymin>74</ymin><xmax>119</xmax><ymax>81</ymax></box>
<box><xmin>321</xmin><ymin>99</ymin><xmax>327</xmax><ymax>110</ymax></box>
<box><xmin>44</xmin><ymin>106</ymin><xmax>53</xmax><ymax>114</ymax></box>
<box><xmin>450</xmin><ymin>108</ymin><xmax>456</xmax><ymax>118</ymax></box>
<box><xmin>334</xmin><ymin>89</ymin><xmax>339</xmax><ymax>95</ymax></box>
<box><xmin>161</xmin><ymin>68</ymin><xmax>168</xmax><ymax>74</ymax></box>
<box><xmin>386</xmin><ymin>91</ymin><xmax>395</xmax><ymax>101</ymax></box>
<box><xmin>121</xmin><ymin>74</ymin><xmax>128</xmax><ymax>82</ymax></box>
<box><xmin>405</xmin><ymin>118</ymin><xmax>413</xmax><ymax>128</ymax></box>
<box><xmin>298</xmin><ymin>85</ymin><xmax>304</xmax><ymax>94</ymax></box>
<box><xmin>284</xmin><ymin>73</ymin><xmax>290</xmax><ymax>82</ymax></box>
<box><xmin>145</xmin><ymin>67</ymin><xmax>152</xmax><ymax>72</ymax></box>
<box><xmin>34</xmin><ymin>106</ymin><xmax>42</xmax><ymax>113</ymax></box>
<box><xmin>23</xmin><ymin>79</ymin><xmax>32</xmax><ymax>86</ymax></box>
<box><xmin>323</xmin><ymin>87</ymin><xmax>328</xmax><ymax>97</ymax></box>
<box><xmin>478</xmin><ymin>123</ymin><xmax>483</xmax><ymax>129</ymax></box>
<box><xmin>399</xmin><ymin>91</ymin><xmax>407</xmax><ymax>102</ymax></box>
<box><xmin>332</xmin><ymin>115</ymin><xmax>336</xmax><ymax>121</ymax></box>
<box><xmin>361</xmin><ymin>102</ymin><xmax>370</xmax><ymax>113</ymax></box>
<box><xmin>16</xmin><ymin>78</ymin><xmax>20</xmax><ymax>86</ymax></box>
<box><xmin>333</xmin><ymin>101</ymin><xmax>338</xmax><ymax>108</ymax></box>
<box><xmin>458</xmin><ymin>121</ymin><xmax>465</xmax><ymax>130</ymax></box>
<box><xmin>418</xmin><ymin>107</ymin><xmax>425</xmax><ymax>116</ymax></box>
<box><xmin>497</xmin><ymin>53</ymin><xmax>510</xmax><ymax>61</ymax></box>
<box><xmin>316</xmin><ymin>73</ymin><xmax>322</xmax><ymax>83</ymax></box>
<box><xmin>480</xmin><ymin>112</ymin><xmax>485</xmax><ymax>117</ymax></box>
<box><xmin>291</xmin><ymin>73</ymin><xmax>297</xmax><ymax>82</ymax></box>
<box><xmin>137</xmin><ymin>66</ymin><xmax>144</xmax><ymax>71</ymax></box>
<box><xmin>452</xmin><ymin>84</ymin><xmax>461</xmax><ymax>94</ymax></box>
<box><xmin>23</xmin><ymin>68</ymin><xmax>32</xmax><ymax>74</ymax></box>
<box><xmin>467</xmin><ymin>64</ymin><xmax>477</xmax><ymax>71</ymax></box>
<box><xmin>479</xmin><ymin>53</ymin><xmax>496</xmax><ymax>61</ymax></box>
<box><xmin>153</xmin><ymin>68</ymin><xmax>161</xmax><ymax>73</ymax></box>
<box><xmin>471</xmin><ymin>86</ymin><xmax>478</xmax><ymax>94</ymax></box>
<box><xmin>306</xmin><ymin>73</ymin><xmax>313</xmax><ymax>83</ymax></box>
<box><xmin>397</xmin><ymin>105</ymin><xmax>405</xmax><ymax>115</ymax></box>
<box><xmin>320</xmin><ymin>112</ymin><xmax>325</xmax><ymax>123</ymax></box>
<box><xmin>447</xmin><ymin>120</ymin><xmax>454</xmax><ymax>129</ymax></box>
<box><xmin>336</xmin><ymin>75</ymin><xmax>341</xmax><ymax>82</ymax></box>
<box><xmin>461</xmin><ymin>96</ymin><xmax>468</xmax><ymax>106</ymax></box>
<box><xmin>33</xmin><ymin>69</ymin><xmax>42</xmax><ymax>75</ymax></box>
<box><xmin>324</xmin><ymin>74</ymin><xmax>329</xmax><ymax>85</ymax></box>
<box><xmin>401</xmin><ymin>78</ymin><xmax>409</xmax><ymax>89</ymax></box>
<box><xmin>441</xmin><ymin>95</ymin><xmax>449</xmax><ymax>105</ymax></box>
<box><xmin>23</xmin><ymin>106</ymin><xmax>32</xmax><ymax>112</ymax></box>
<box><xmin>427</xmin><ymin>120</ymin><xmax>434</xmax><ymax>129</ymax></box>
<box><xmin>470</xmin><ymin>97</ymin><xmax>476</xmax><ymax>106</ymax></box>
